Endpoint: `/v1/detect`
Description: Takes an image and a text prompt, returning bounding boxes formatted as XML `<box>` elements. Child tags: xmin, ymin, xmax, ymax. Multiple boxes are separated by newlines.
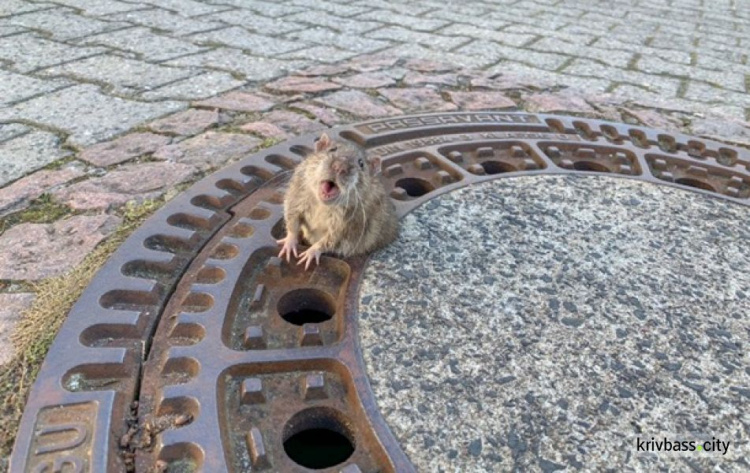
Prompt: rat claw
<box><xmin>277</xmin><ymin>235</ymin><xmax>298</xmax><ymax>263</ymax></box>
<box><xmin>297</xmin><ymin>246</ymin><xmax>322</xmax><ymax>270</ymax></box>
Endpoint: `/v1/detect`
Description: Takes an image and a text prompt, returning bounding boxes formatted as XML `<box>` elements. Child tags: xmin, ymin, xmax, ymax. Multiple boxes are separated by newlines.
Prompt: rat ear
<box><xmin>315</xmin><ymin>133</ymin><xmax>331</xmax><ymax>152</ymax></box>
<box><xmin>368</xmin><ymin>156</ymin><xmax>382</xmax><ymax>175</ymax></box>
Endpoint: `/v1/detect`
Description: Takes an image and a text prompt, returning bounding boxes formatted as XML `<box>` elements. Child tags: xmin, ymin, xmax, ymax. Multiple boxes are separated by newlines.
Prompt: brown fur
<box><xmin>280</xmin><ymin>133</ymin><xmax>398</xmax><ymax>261</ymax></box>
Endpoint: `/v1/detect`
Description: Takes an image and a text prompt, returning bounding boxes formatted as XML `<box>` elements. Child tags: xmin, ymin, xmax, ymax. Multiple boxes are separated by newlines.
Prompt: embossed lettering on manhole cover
<box><xmin>10</xmin><ymin>113</ymin><xmax>750</xmax><ymax>472</ymax></box>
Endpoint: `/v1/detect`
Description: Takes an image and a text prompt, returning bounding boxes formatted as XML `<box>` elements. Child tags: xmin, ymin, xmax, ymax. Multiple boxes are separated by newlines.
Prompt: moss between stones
<box><xmin>0</xmin><ymin>198</ymin><xmax>166</xmax><ymax>466</ymax></box>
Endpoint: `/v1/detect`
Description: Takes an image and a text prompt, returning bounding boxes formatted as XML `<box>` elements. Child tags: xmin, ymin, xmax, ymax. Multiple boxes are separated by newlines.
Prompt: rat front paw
<box><xmin>276</xmin><ymin>235</ymin><xmax>299</xmax><ymax>262</ymax></box>
<box><xmin>297</xmin><ymin>245</ymin><xmax>322</xmax><ymax>270</ymax></box>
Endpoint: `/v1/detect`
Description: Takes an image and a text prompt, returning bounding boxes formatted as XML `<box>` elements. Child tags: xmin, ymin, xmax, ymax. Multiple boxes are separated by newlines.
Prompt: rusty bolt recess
<box><xmin>10</xmin><ymin>112</ymin><xmax>750</xmax><ymax>472</ymax></box>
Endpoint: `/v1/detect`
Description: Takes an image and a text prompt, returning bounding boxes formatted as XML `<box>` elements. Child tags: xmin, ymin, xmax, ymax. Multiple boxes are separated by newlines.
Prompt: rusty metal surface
<box><xmin>10</xmin><ymin>112</ymin><xmax>750</xmax><ymax>472</ymax></box>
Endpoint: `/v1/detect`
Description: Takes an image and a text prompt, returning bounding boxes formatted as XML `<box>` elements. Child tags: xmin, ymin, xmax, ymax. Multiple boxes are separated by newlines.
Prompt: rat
<box><xmin>277</xmin><ymin>132</ymin><xmax>399</xmax><ymax>269</ymax></box>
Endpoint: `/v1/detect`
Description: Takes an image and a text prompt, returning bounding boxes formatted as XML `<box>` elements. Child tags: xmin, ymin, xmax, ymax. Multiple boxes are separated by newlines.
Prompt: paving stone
<box><xmin>333</xmin><ymin>72</ymin><xmax>395</xmax><ymax>88</ymax></box>
<box><xmin>0</xmin><ymin>33</ymin><xmax>107</xmax><ymax>73</ymax></box>
<box><xmin>524</xmin><ymin>92</ymin><xmax>596</xmax><ymax>114</ymax></box>
<box><xmin>79</xmin><ymin>133</ymin><xmax>171</xmax><ymax>167</ymax></box>
<box><xmin>139</xmin><ymin>71</ymin><xmax>244</xmax><ymax>101</ymax></box>
<box><xmin>0</xmin><ymin>0</ymin><xmax>57</xmax><ymax>16</ymax></box>
<box><xmin>296</xmin><ymin>64</ymin><xmax>350</xmax><ymax>76</ymax></box>
<box><xmin>637</xmin><ymin>55</ymin><xmax>746</xmax><ymax>92</ymax></box>
<box><xmin>366</xmin><ymin>26</ymin><xmax>470</xmax><ymax>50</ymax></box>
<box><xmin>458</xmin><ymin>40</ymin><xmax>570</xmax><ymax>71</ymax></box>
<box><xmin>252</xmin><ymin>110</ymin><xmax>326</xmax><ymax>136</ymax></box>
<box><xmin>204</xmin><ymin>0</ymin><xmax>303</xmax><ymax>17</ymax></box>
<box><xmin>620</xmin><ymin>108</ymin><xmax>682</xmax><ymax>132</ymax></box>
<box><xmin>564</xmin><ymin>59</ymin><xmax>681</xmax><ymax>96</ymax></box>
<box><xmin>441</xmin><ymin>24</ymin><xmax>537</xmax><ymax>48</ymax></box>
<box><xmin>402</xmin><ymin>71</ymin><xmax>460</xmax><ymax>87</ymax></box>
<box><xmin>529</xmin><ymin>37</ymin><xmax>635</xmax><ymax>69</ymax></box>
<box><xmin>138</xmin><ymin>0</ymin><xmax>227</xmax><ymax>16</ymax></box>
<box><xmin>0</xmin><ymin>70</ymin><xmax>70</xmax><ymax>106</ymax></box>
<box><xmin>401</xmin><ymin>58</ymin><xmax>456</xmax><ymax>73</ymax></box>
<box><xmin>2</xmin><ymin>8</ymin><xmax>129</xmax><ymax>41</ymax></box>
<box><xmin>54</xmin><ymin>162</ymin><xmax>197</xmax><ymax>210</ymax></box>
<box><xmin>108</xmin><ymin>8</ymin><xmax>223</xmax><ymax>35</ymax></box>
<box><xmin>0</xmin><ymin>123</ymin><xmax>29</xmax><ymax>142</ymax></box>
<box><xmin>379</xmin><ymin>43</ymin><xmax>493</xmax><ymax>69</ymax></box>
<box><xmin>0</xmin><ymin>131</ymin><xmax>69</xmax><ymax>187</ymax></box>
<box><xmin>379</xmin><ymin>88</ymin><xmax>458</xmax><ymax>113</ymax></box>
<box><xmin>691</xmin><ymin>117</ymin><xmax>750</xmax><ymax>147</ymax></box>
<box><xmin>265</xmin><ymin>76</ymin><xmax>342</xmax><ymax>94</ymax></box>
<box><xmin>193</xmin><ymin>91</ymin><xmax>275</xmax><ymax>112</ymax></box>
<box><xmin>192</xmin><ymin>27</ymin><xmax>307</xmax><ymax>55</ymax></box>
<box><xmin>0</xmin><ymin>167</ymin><xmax>84</xmax><ymax>217</ymax></box>
<box><xmin>148</xmin><ymin>109</ymin><xmax>220</xmax><ymax>136</ymax></box>
<box><xmin>278</xmin><ymin>45</ymin><xmax>356</xmax><ymax>64</ymax></box>
<box><xmin>288</xmin><ymin>27</ymin><xmax>391</xmax><ymax>53</ymax></box>
<box><xmin>2</xmin><ymin>85</ymin><xmax>184</xmax><ymax>147</ymax></box>
<box><xmin>285</xmin><ymin>11</ymin><xmax>381</xmax><ymax>34</ymax></box>
<box><xmin>448</xmin><ymin>91</ymin><xmax>517</xmax><ymax>111</ymax></box>
<box><xmin>288</xmin><ymin>102</ymin><xmax>343</xmax><ymax>126</ymax></box>
<box><xmin>43</xmin><ymin>0</ymin><xmax>142</xmax><ymax>15</ymax></box>
<box><xmin>165</xmin><ymin>48</ymin><xmax>304</xmax><ymax>80</ymax></box>
<box><xmin>0</xmin><ymin>215</ymin><xmax>121</xmax><ymax>280</ymax></box>
<box><xmin>314</xmin><ymin>90</ymin><xmax>401</xmax><ymax>117</ymax></box>
<box><xmin>202</xmin><ymin>9</ymin><xmax>304</xmax><ymax>35</ymax></box>
<box><xmin>38</xmin><ymin>56</ymin><xmax>194</xmax><ymax>93</ymax></box>
<box><xmin>153</xmin><ymin>132</ymin><xmax>262</xmax><ymax>171</ymax></box>
<box><xmin>348</xmin><ymin>54</ymin><xmax>401</xmax><ymax>72</ymax></box>
<box><xmin>288</xmin><ymin>0</ymin><xmax>370</xmax><ymax>17</ymax></box>
<box><xmin>239</xmin><ymin>122</ymin><xmax>288</xmax><ymax>140</ymax></box>
<box><xmin>77</xmin><ymin>27</ymin><xmax>207</xmax><ymax>62</ymax></box>
<box><xmin>0</xmin><ymin>293</ymin><xmax>35</xmax><ymax>366</ymax></box>
<box><xmin>357</xmin><ymin>9</ymin><xmax>449</xmax><ymax>31</ymax></box>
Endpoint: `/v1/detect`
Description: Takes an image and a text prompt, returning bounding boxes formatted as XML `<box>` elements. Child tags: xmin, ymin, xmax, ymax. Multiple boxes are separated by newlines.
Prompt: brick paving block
<box><xmin>0</xmin><ymin>215</ymin><xmax>121</xmax><ymax>280</ymax></box>
<box><xmin>691</xmin><ymin>117</ymin><xmax>750</xmax><ymax>146</ymax></box>
<box><xmin>288</xmin><ymin>102</ymin><xmax>342</xmax><ymax>126</ymax></box>
<box><xmin>108</xmin><ymin>8</ymin><xmax>222</xmax><ymax>35</ymax></box>
<box><xmin>166</xmin><ymin>48</ymin><xmax>305</xmax><ymax>80</ymax></box>
<box><xmin>279</xmin><ymin>45</ymin><xmax>356</xmax><ymax>64</ymax></box>
<box><xmin>564</xmin><ymin>59</ymin><xmax>681</xmax><ymax>96</ymax></box>
<box><xmin>379</xmin><ymin>88</ymin><xmax>458</xmax><ymax>113</ymax></box>
<box><xmin>314</xmin><ymin>90</ymin><xmax>401</xmax><ymax>117</ymax></box>
<box><xmin>0</xmin><ymin>293</ymin><xmax>35</xmax><ymax>366</ymax></box>
<box><xmin>0</xmin><ymin>123</ymin><xmax>29</xmax><ymax>142</ymax></box>
<box><xmin>0</xmin><ymin>131</ymin><xmax>69</xmax><ymax>187</ymax></box>
<box><xmin>620</xmin><ymin>108</ymin><xmax>682</xmax><ymax>132</ymax></box>
<box><xmin>140</xmin><ymin>0</ymin><xmax>227</xmax><ymax>16</ymax></box>
<box><xmin>285</xmin><ymin>11</ymin><xmax>381</xmax><ymax>34</ymax></box>
<box><xmin>288</xmin><ymin>27</ymin><xmax>391</xmax><ymax>53</ymax></box>
<box><xmin>366</xmin><ymin>26</ymin><xmax>470</xmax><ymax>50</ymax></box>
<box><xmin>54</xmin><ymin>162</ymin><xmax>197</xmax><ymax>210</ymax></box>
<box><xmin>194</xmin><ymin>91</ymin><xmax>275</xmax><ymax>112</ymax></box>
<box><xmin>192</xmin><ymin>27</ymin><xmax>308</xmax><ymax>56</ymax></box>
<box><xmin>148</xmin><ymin>109</ymin><xmax>220</xmax><ymax>136</ymax></box>
<box><xmin>207</xmin><ymin>0</ymin><xmax>303</xmax><ymax>17</ymax></box>
<box><xmin>683</xmin><ymin>82</ymin><xmax>750</xmax><ymax>109</ymax></box>
<box><xmin>239</xmin><ymin>122</ymin><xmax>288</xmax><ymax>140</ymax></box>
<box><xmin>4</xmin><ymin>85</ymin><xmax>184</xmax><ymax>148</ymax></box>
<box><xmin>0</xmin><ymin>33</ymin><xmax>107</xmax><ymax>73</ymax></box>
<box><xmin>402</xmin><ymin>71</ymin><xmax>460</xmax><ymax>87</ymax></box>
<box><xmin>458</xmin><ymin>40</ymin><xmax>569</xmax><ymax>71</ymax></box>
<box><xmin>347</xmin><ymin>53</ymin><xmax>401</xmax><ymax>72</ymax></box>
<box><xmin>265</xmin><ymin>75</ymin><xmax>342</xmax><ymax>94</ymax></box>
<box><xmin>638</xmin><ymin>55</ymin><xmax>746</xmax><ymax>92</ymax></box>
<box><xmin>524</xmin><ymin>92</ymin><xmax>596</xmax><ymax>114</ymax></box>
<box><xmin>38</xmin><ymin>56</ymin><xmax>194</xmax><ymax>93</ymax></box>
<box><xmin>0</xmin><ymin>0</ymin><xmax>57</xmax><ymax>16</ymax></box>
<box><xmin>77</xmin><ymin>27</ymin><xmax>208</xmax><ymax>62</ymax></box>
<box><xmin>253</xmin><ymin>110</ymin><xmax>326</xmax><ymax>136</ymax></box>
<box><xmin>288</xmin><ymin>0</ymin><xmax>370</xmax><ymax>17</ymax></box>
<box><xmin>333</xmin><ymin>72</ymin><xmax>395</xmax><ymax>89</ymax></box>
<box><xmin>447</xmin><ymin>91</ymin><xmax>516</xmax><ymax>111</ymax></box>
<box><xmin>0</xmin><ymin>167</ymin><xmax>84</xmax><ymax>217</ymax></box>
<box><xmin>296</xmin><ymin>64</ymin><xmax>350</xmax><ymax>76</ymax></box>
<box><xmin>357</xmin><ymin>10</ymin><xmax>449</xmax><ymax>31</ymax></box>
<box><xmin>439</xmin><ymin>24</ymin><xmax>538</xmax><ymax>48</ymax></box>
<box><xmin>3</xmin><ymin>8</ymin><xmax>129</xmax><ymax>41</ymax></box>
<box><xmin>381</xmin><ymin>43</ymin><xmax>492</xmax><ymax>69</ymax></box>
<box><xmin>0</xmin><ymin>70</ymin><xmax>71</xmax><ymax>107</ymax></box>
<box><xmin>140</xmin><ymin>71</ymin><xmax>244</xmax><ymax>101</ymax></box>
<box><xmin>45</xmin><ymin>0</ymin><xmax>142</xmax><ymax>16</ymax></box>
<box><xmin>529</xmin><ymin>38</ymin><xmax>635</xmax><ymax>69</ymax></box>
<box><xmin>79</xmin><ymin>133</ymin><xmax>172</xmax><ymax>167</ymax></box>
<box><xmin>202</xmin><ymin>9</ymin><xmax>303</xmax><ymax>35</ymax></box>
<box><xmin>153</xmin><ymin>132</ymin><xmax>261</xmax><ymax>171</ymax></box>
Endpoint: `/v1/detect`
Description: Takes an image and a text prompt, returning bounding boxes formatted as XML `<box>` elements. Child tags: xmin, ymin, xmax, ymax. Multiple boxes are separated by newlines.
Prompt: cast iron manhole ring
<box><xmin>10</xmin><ymin>112</ymin><xmax>750</xmax><ymax>472</ymax></box>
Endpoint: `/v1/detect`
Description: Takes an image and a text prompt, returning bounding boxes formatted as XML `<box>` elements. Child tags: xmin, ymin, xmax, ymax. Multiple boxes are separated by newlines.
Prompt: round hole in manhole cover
<box><xmin>9</xmin><ymin>112</ymin><xmax>750</xmax><ymax>473</ymax></box>
<box><xmin>283</xmin><ymin>407</ymin><xmax>356</xmax><ymax>469</ymax></box>
<box><xmin>277</xmin><ymin>288</ymin><xmax>336</xmax><ymax>325</ymax></box>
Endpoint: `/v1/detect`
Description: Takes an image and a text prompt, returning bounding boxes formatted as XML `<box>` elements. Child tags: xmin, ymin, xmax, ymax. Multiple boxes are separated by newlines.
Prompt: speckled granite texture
<box><xmin>359</xmin><ymin>176</ymin><xmax>749</xmax><ymax>472</ymax></box>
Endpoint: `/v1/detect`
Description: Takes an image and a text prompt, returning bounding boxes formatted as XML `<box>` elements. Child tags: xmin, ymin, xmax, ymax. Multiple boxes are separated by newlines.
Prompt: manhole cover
<box><xmin>10</xmin><ymin>112</ymin><xmax>750</xmax><ymax>472</ymax></box>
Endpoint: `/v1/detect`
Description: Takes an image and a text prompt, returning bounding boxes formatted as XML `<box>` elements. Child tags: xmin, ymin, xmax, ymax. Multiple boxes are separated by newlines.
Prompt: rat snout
<box><xmin>331</xmin><ymin>158</ymin><xmax>350</xmax><ymax>177</ymax></box>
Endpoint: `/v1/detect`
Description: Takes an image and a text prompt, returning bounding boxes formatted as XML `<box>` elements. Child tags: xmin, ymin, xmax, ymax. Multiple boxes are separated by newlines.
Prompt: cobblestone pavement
<box><xmin>1</xmin><ymin>0</ymin><xmax>750</xmax><ymax>468</ymax></box>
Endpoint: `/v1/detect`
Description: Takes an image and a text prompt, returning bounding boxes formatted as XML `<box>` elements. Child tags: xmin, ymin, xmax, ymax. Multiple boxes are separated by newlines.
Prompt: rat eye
<box><xmin>330</xmin><ymin>146</ymin><xmax>338</xmax><ymax>152</ymax></box>
<box><xmin>358</xmin><ymin>158</ymin><xmax>365</xmax><ymax>169</ymax></box>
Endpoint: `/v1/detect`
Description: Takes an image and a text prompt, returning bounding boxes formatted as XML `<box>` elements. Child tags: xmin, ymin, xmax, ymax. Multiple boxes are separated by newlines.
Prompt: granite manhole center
<box><xmin>10</xmin><ymin>112</ymin><xmax>750</xmax><ymax>472</ymax></box>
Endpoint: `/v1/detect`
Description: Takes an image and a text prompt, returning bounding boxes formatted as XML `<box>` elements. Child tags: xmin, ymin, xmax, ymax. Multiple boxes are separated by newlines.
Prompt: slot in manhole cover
<box><xmin>10</xmin><ymin>112</ymin><xmax>750</xmax><ymax>472</ymax></box>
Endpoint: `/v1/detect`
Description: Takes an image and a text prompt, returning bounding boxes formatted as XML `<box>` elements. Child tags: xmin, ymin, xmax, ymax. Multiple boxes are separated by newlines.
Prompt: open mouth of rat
<box><xmin>320</xmin><ymin>180</ymin><xmax>340</xmax><ymax>202</ymax></box>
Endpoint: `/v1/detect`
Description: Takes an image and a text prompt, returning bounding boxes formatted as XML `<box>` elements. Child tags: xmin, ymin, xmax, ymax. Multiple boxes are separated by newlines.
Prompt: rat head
<box><xmin>310</xmin><ymin>133</ymin><xmax>381</xmax><ymax>206</ymax></box>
